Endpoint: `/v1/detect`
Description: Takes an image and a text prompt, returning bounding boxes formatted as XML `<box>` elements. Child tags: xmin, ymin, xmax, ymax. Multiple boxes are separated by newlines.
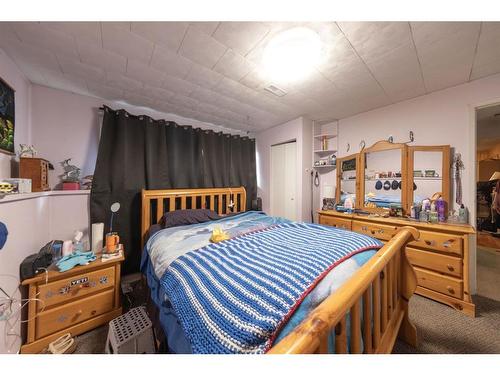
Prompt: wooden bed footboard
<box><xmin>268</xmin><ymin>226</ymin><xmax>419</xmax><ymax>354</ymax></box>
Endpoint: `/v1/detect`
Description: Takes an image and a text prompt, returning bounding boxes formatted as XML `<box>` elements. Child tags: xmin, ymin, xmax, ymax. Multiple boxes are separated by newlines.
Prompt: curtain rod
<box><xmin>97</xmin><ymin>106</ymin><xmax>252</xmax><ymax>137</ymax></box>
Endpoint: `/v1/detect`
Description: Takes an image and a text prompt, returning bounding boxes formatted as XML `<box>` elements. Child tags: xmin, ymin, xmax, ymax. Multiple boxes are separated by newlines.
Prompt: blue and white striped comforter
<box><xmin>161</xmin><ymin>221</ymin><xmax>382</xmax><ymax>354</ymax></box>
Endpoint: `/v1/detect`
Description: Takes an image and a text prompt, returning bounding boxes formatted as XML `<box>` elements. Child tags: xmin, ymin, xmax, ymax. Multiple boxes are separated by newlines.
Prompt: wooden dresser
<box><xmin>20</xmin><ymin>254</ymin><xmax>124</xmax><ymax>353</ymax></box>
<box><xmin>19</xmin><ymin>157</ymin><xmax>50</xmax><ymax>192</ymax></box>
<box><xmin>318</xmin><ymin>211</ymin><xmax>476</xmax><ymax>317</ymax></box>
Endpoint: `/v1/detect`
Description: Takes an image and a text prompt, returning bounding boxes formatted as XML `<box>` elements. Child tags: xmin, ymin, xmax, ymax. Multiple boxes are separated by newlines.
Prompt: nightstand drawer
<box><xmin>36</xmin><ymin>288</ymin><xmax>114</xmax><ymax>339</ymax></box>
<box><xmin>352</xmin><ymin>221</ymin><xmax>399</xmax><ymax>241</ymax></box>
<box><xmin>414</xmin><ymin>267</ymin><xmax>463</xmax><ymax>298</ymax></box>
<box><xmin>319</xmin><ymin>215</ymin><xmax>352</xmax><ymax>230</ymax></box>
<box><xmin>37</xmin><ymin>266</ymin><xmax>115</xmax><ymax>311</ymax></box>
<box><xmin>406</xmin><ymin>247</ymin><xmax>462</xmax><ymax>277</ymax></box>
<box><xmin>409</xmin><ymin>230</ymin><xmax>463</xmax><ymax>255</ymax></box>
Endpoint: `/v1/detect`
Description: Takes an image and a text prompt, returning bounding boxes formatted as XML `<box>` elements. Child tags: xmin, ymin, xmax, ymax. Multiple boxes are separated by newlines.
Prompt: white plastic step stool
<box><xmin>105</xmin><ymin>306</ymin><xmax>155</xmax><ymax>354</ymax></box>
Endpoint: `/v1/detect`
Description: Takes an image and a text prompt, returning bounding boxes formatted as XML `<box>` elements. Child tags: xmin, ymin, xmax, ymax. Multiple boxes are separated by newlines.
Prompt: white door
<box><xmin>270</xmin><ymin>141</ymin><xmax>297</xmax><ymax>221</ymax></box>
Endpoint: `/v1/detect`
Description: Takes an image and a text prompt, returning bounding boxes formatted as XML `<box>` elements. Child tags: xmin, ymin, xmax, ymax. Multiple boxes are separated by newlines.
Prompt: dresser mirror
<box><xmin>408</xmin><ymin>146</ymin><xmax>450</xmax><ymax>213</ymax></box>
<box><xmin>359</xmin><ymin>141</ymin><xmax>408</xmax><ymax>213</ymax></box>
<box><xmin>335</xmin><ymin>153</ymin><xmax>359</xmax><ymax>206</ymax></box>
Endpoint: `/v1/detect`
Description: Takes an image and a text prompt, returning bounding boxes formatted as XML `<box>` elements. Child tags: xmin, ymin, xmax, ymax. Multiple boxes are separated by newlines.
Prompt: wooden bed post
<box><xmin>398</xmin><ymin>227</ymin><xmax>419</xmax><ymax>347</ymax></box>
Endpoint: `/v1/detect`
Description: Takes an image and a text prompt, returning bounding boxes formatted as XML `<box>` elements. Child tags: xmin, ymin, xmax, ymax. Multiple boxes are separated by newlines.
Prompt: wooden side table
<box><xmin>20</xmin><ymin>253</ymin><xmax>124</xmax><ymax>354</ymax></box>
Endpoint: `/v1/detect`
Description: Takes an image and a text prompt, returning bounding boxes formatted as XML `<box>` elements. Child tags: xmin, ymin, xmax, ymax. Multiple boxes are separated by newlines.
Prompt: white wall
<box><xmin>0</xmin><ymin>48</ymin><xmax>31</xmax><ymax>180</ymax></box>
<box><xmin>256</xmin><ymin>117</ymin><xmax>312</xmax><ymax>222</ymax></box>
<box><xmin>0</xmin><ymin>191</ymin><xmax>90</xmax><ymax>353</ymax></box>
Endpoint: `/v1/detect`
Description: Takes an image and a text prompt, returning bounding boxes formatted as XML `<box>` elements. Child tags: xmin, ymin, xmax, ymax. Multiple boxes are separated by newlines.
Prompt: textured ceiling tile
<box><xmin>179</xmin><ymin>26</ymin><xmax>227</xmax><ymax>68</ymax></box>
<box><xmin>102</xmin><ymin>22</ymin><xmax>154</xmax><ymax>64</ymax></box>
<box><xmin>58</xmin><ymin>56</ymin><xmax>105</xmax><ymax>82</ymax></box>
<box><xmin>106</xmin><ymin>71</ymin><xmax>143</xmax><ymax>91</ymax></box>
<box><xmin>77</xmin><ymin>39</ymin><xmax>127</xmax><ymax>73</ymax></box>
<box><xmin>471</xmin><ymin>22</ymin><xmax>500</xmax><ymax>80</ymax></box>
<box><xmin>39</xmin><ymin>69</ymin><xmax>89</xmax><ymax>95</ymax></box>
<box><xmin>212</xmin><ymin>22</ymin><xmax>270</xmax><ymax>56</ymax></box>
<box><xmin>138</xmin><ymin>85</ymin><xmax>175</xmax><ymax>102</ymax></box>
<box><xmin>126</xmin><ymin>59</ymin><xmax>165</xmax><ymax>87</ymax></box>
<box><xmin>412</xmin><ymin>22</ymin><xmax>481</xmax><ymax>92</ymax></box>
<box><xmin>318</xmin><ymin>36</ymin><xmax>360</xmax><ymax>74</ymax></box>
<box><xmin>188</xmin><ymin>86</ymin><xmax>219</xmax><ymax>105</ymax></box>
<box><xmin>87</xmin><ymin>82</ymin><xmax>124</xmax><ymax>100</ymax></box>
<box><xmin>338</xmin><ymin>22</ymin><xmax>411</xmax><ymax>63</ymax></box>
<box><xmin>43</xmin><ymin>22</ymin><xmax>101</xmax><ymax>44</ymax></box>
<box><xmin>123</xmin><ymin>91</ymin><xmax>157</xmax><ymax>108</ymax></box>
<box><xmin>150</xmin><ymin>45</ymin><xmax>193</xmax><ymax>79</ymax></box>
<box><xmin>364</xmin><ymin>43</ymin><xmax>425</xmax><ymax>101</ymax></box>
<box><xmin>12</xmin><ymin>22</ymin><xmax>79</xmax><ymax>58</ymax></box>
<box><xmin>1</xmin><ymin>38</ymin><xmax>61</xmax><ymax>72</ymax></box>
<box><xmin>162</xmin><ymin>75</ymin><xmax>199</xmax><ymax>96</ymax></box>
<box><xmin>131</xmin><ymin>22</ymin><xmax>189</xmax><ymax>51</ymax></box>
<box><xmin>189</xmin><ymin>22</ymin><xmax>220</xmax><ymax>35</ymax></box>
<box><xmin>213</xmin><ymin>49</ymin><xmax>253</xmax><ymax>81</ymax></box>
<box><xmin>239</xmin><ymin>67</ymin><xmax>267</xmax><ymax>90</ymax></box>
<box><xmin>185</xmin><ymin>63</ymin><xmax>224</xmax><ymax>88</ymax></box>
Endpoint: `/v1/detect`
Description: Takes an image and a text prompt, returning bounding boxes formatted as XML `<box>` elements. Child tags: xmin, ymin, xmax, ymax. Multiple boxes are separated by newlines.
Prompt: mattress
<box><xmin>141</xmin><ymin>211</ymin><xmax>379</xmax><ymax>353</ymax></box>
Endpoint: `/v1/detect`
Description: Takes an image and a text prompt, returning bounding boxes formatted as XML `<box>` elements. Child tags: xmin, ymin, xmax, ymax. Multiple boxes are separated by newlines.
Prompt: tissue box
<box><xmin>4</xmin><ymin>178</ymin><xmax>32</xmax><ymax>193</ymax></box>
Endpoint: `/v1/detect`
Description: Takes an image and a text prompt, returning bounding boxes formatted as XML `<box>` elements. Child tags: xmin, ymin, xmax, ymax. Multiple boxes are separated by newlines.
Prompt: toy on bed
<box><xmin>209</xmin><ymin>227</ymin><xmax>230</xmax><ymax>243</ymax></box>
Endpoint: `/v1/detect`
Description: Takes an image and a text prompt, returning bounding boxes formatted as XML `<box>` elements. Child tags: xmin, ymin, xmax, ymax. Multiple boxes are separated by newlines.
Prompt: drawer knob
<box><xmin>424</xmin><ymin>240</ymin><xmax>436</xmax><ymax>246</ymax></box>
<box><xmin>91</xmin><ymin>310</ymin><xmax>97</xmax><ymax>316</ymax></box>
<box><xmin>443</xmin><ymin>240</ymin><xmax>454</xmax><ymax>248</ymax></box>
<box><xmin>76</xmin><ymin>310</ymin><xmax>83</xmax><ymax>316</ymax></box>
<box><xmin>446</xmin><ymin>286</ymin><xmax>455</xmax><ymax>294</ymax></box>
<box><xmin>378</xmin><ymin>229</ymin><xmax>384</xmax><ymax>234</ymax></box>
<box><xmin>447</xmin><ymin>265</ymin><xmax>455</xmax><ymax>272</ymax></box>
<box><xmin>370</xmin><ymin>230</ymin><xmax>376</xmax><ymax>235</ymax></box>
<box><xmin>362</xmin><ymin>226</ymin><xmax>368</xmax><ymax>231</ymax></box>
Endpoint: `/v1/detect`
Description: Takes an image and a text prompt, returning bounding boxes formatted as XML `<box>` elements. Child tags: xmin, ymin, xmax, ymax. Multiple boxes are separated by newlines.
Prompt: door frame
<box><xmin>468</xmin><ymin>97</ymin><xmax>500</xmax><ymax>295</ymax></box>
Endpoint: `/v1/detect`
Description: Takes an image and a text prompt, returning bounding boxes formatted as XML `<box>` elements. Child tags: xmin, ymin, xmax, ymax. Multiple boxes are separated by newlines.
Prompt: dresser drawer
<box><xmin>352</xmin><ymin>221</ymin><xmax>399</xmax><ymax>241</ymax></box>
<box><xmin>414</xmin><ymin>267</ymin><xmax>463</xmax><ymax>298</ymax></box>
<box><xmin>319</xmin><ymin>215</ymin><xmax>352</xmax><ymax>230</ymax></box>
<box><xmin>37</xmin><ymin>266</ymin><xmax>115</xmax><ymax>311</ymax></box>
<box><xmin>406</xmin><ymin>247</ymin><xmax>462</xmax><ymax>277</ymax></box>
<box><xmin>409</xmin><ymin>230</ymin><xmax>463</xmax><ymax>255</ymax></box>
<box><xmin>35</xmin><ymin>288</ymin><xmax>114</xmax><ymax>339</ymax></box>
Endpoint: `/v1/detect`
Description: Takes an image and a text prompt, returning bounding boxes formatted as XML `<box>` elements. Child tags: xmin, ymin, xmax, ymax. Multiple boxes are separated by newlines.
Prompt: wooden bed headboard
<box><xmin>141</xmin><ymin>187</ymin><xmax>247</xmax><ymax>248</ymax></box>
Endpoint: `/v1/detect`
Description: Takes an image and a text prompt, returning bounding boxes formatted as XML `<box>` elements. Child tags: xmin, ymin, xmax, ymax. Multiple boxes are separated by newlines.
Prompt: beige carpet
<box><xmin>392</xmin><ymin>294</ymin><xmax>500</xmax><ymax>353</ymax></box>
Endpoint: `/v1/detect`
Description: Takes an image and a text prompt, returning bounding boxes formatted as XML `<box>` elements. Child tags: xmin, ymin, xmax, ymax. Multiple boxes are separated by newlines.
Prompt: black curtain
<box><xmin>90</xmin><ymin>106</ymin><xmax>257</xmax><ymax>274</ymax></box>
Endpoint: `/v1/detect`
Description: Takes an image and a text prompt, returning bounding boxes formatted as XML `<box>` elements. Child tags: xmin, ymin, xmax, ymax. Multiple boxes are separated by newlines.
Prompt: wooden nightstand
<box><xmin>20</xmin><ymin>253</ymin><xmax>124</xmax><ymax>354</ymax></box>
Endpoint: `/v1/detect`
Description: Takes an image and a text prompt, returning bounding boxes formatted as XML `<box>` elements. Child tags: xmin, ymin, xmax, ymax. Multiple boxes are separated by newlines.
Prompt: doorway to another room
<box><xmin>270</xmin><ymin>140</ymin><xmax>297</xmax><ymax>221</ymax></box>
<box><xmin>476</xmin><ymin>104</ymin><xmax>500</xmax><ymax>301</ymax></box>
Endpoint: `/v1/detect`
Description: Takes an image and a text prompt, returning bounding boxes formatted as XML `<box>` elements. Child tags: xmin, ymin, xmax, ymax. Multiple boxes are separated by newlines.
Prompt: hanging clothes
<box><xmin>454</xmin><ymin>154</ymin><xmax>464</xmax><ymax>205</ymax></box>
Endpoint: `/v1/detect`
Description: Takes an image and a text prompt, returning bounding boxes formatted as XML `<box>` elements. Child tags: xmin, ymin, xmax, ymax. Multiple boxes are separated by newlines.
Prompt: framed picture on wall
<box><xmin>0</xmin><ymin>77</ymin><xmax>15</xmax><ymax>155</ymax></box>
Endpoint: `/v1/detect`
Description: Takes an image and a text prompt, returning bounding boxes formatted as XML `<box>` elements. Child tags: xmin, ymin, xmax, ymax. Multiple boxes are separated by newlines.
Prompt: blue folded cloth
<box><xmin>56</xmin><ymin>251</ymin><xmax>96</xmax><ymax>272</ymax></box>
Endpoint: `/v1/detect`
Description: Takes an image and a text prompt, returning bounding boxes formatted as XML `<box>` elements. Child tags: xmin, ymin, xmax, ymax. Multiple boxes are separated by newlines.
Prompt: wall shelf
<box><xmin>314</xmin><ymin>149</ymin><xmax>337</xmax><ymax>155</ymax></box>
<box><xmin>313</xmin><ymin>134</ymin><xmax>337</xmax><ymax>140</ymax></box>
<box><xmin>0</xmin><ymin>190</ymin><xmax>90</xmax><ymax>204</ymax></box>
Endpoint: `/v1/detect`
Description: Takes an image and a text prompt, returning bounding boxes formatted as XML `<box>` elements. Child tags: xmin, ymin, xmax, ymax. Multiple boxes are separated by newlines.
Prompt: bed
<box><xmin>140</xmin><ymin>187</ymin><xmax>419</xmax><ymax>354</ymax></box>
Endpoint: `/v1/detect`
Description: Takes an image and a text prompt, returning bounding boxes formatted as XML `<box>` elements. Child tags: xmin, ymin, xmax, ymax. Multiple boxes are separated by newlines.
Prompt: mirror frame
<box><xmin>359</xmin><ymin>140</ymin><xmax>409</xmax><ymax>214</ymax></box>
<box><xmin>407</xmin><ymin>145</ymin><xmax>451</xmax><ymax>214</ymax></box>
<box><xmin>335</xmin><ymin>153</ymin><xmax>361</xmax><ymax>206</ymax></box>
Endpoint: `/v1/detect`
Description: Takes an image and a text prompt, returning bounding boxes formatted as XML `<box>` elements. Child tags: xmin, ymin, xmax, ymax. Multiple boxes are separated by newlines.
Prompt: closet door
<box><xmin>270</xmin><ymin>141</ymin><xmax>297</xmax><ymax>221</ymax></box>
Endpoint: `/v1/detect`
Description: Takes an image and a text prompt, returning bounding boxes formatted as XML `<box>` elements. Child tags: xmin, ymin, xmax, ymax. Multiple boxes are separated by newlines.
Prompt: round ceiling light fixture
<box><xmin>261</xmin><ymin>27</ymin><xmax>322</xmax><ymax>84</ymax></box>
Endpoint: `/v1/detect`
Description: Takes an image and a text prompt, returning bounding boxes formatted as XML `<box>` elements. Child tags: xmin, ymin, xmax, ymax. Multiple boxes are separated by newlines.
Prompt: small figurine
<box><xmin>60</xmin><ymin>158</ymin><xmax>81</xmax><ymax>182</ymax></box>
<box><xmin>18</xmin><ymin>144</ymin><xmax>37</xmax><ymax>158</ymax></box>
